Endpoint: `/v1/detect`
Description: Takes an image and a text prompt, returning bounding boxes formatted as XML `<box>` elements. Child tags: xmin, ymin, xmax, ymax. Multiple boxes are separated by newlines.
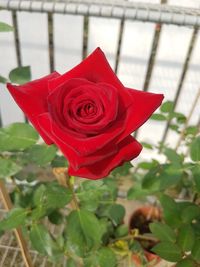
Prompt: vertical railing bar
<box><xmin>115</xmin><ymin>18</ymin><xmax>125</xmax><ymax>74</ymax></box>
<box><xmin>142</xmin><ymin>0</ymin><xmax>167</xmax><ymax>92</ymax></box>
<box><xmin>12</xmin><ymin>11</ymin><xmax>22</xmax><ymax>67</ymax></box>
<box><xmin>12</xmin><ymin>10</ymin><xmax>28</xmax><ymax>123</ymax></box>
<box><xmin>134</xmin><ymin>0</ymin><xmax>167</xmax><ymax>139</ymax></box>
<box><xmin>82</xmin><ymin>15</ymin><xmax>89</xmax><ymax>60</ymax></box>
<box><xmin>142</xmin><ymin>24</ymin><xmax>162</xmax><ymax>92</ymax></box>
<box><xmin>48</xmin><ymin>12</ymin><xmax>55</xmax><ymax>73</ymax></box>
<box><xmin>175</xmin><ymin>88</ymin><xmax>200</xmax><ymax>151</ymax></box>
<box><xmin>160</xmin><ymin>27</ymin><xmax>199</xmax><ymax>147</ymax></box>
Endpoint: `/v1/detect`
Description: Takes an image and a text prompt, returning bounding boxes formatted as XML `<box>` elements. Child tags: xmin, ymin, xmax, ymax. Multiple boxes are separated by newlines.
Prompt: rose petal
<box><xmin>6</xmin><ymin>72</ymin><xmax>60</xmax><ymax>144</ymax></box>
<box><xmin>36</xmin><ymin>111</ymin><xmax>118</xmax><ymax>170</ymax></box>
<box><xmin>116</xmin><ymin>88</ymin><xmax>164</xmax><ymax>144</ymax></box>
<box><xmin>37</xmin><ymin>112</ymin><xmax>126</xmax><ymax>156</ymax></box>
<box><xmin>48</xmin><ymin>48</ymin><xmax>132</xmax><ymax>110</ymax></box>
<box><xmin>68</xmin><ymin>135</ymin><xmax>142</xmax><ymax>179</ymax></box>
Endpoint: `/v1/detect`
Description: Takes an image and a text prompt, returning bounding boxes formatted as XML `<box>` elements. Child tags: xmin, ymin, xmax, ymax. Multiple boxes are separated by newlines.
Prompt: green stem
<box><xmin>69</xmin><ymin>176</ymin><xmax>79</xmax><ymax>210</ymax></box>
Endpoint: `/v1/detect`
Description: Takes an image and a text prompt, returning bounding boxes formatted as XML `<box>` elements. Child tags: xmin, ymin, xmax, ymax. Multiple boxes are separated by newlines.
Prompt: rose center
<box><xmin>78</xmin><ymin>102</ymin><xmax>97</xmax><ymax>118</ymax></box>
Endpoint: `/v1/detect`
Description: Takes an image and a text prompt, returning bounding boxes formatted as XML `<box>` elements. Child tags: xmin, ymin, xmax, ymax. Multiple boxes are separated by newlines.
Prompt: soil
<box><xmin>129</xmin><ymin>206</ymin><xmax>161</xmax><ymax>252</ymax></box>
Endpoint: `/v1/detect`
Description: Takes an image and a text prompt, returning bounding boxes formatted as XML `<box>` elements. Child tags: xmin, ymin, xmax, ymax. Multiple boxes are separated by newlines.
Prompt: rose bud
<box><xmin>7</xmin><ymin>48</ymin><xmax>164</xmax><ymax>179</ymax></box>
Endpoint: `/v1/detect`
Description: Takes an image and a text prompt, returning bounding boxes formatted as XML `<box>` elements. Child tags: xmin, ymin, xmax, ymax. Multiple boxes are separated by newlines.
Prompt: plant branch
<box><xmin>53</xmin><ymin>168</ymin><xmax>79</xmax><ymax>210</ymax></box>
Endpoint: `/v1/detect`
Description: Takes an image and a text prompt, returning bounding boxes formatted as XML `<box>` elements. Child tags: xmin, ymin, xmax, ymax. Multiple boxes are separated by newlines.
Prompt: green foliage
<box><xmin>0</xmin><ymin>158</ymin><xmax>21</xmax><ymax>179</ymax></box>
<box><xmin>0</xmin><ymin>208</ymin><xmax>28</xmax><ymax>231</ymax></box>
<box><xmin>159</xmin><ymin>194</ymin><xmax>182</xmax><ymax>227</ymax></box>
<box><xmin>177</xmin><ymin>224</ymin><xmax>195</xmax><ymax>252</ymax></box>
<box><xmin>191</xmin><ymin>239</ymin><xmax>200</xmax><ymax>262</ymax></box>
<box><xmin>152</xmin><ymin>241</ymin><xmax>182</xmax><ymax>262</ymax></box>
<box><xmin>30</xmin><ymin>224</ymin><xmax>62</xmax><ymax>259</ymax></box>
<box><xmin>97</xmin><ymin>204</ymin><xmax>125</xmax><ymax>226</ymax></box>
<box><xmin>176</xmin><ymin>258</ymin><xmax>196</xmax><ymax>267</ymax></box>
<box><xmin>97</xmin><ymin>247</ymin><xmax>117</xmax><ymax>267</ymax></box>
<box><xmin>26</xmin><ymin>144</ymin><xmax>57</xmax><ymax>166</ymax></box>
<box><xmin>0</xmin><ymin>123</ymin><xmax>39</xmax><ymax>151</ymax></box>
<box><xmin>160</xmin><ymin>101</ymin><xmax>174</xmax><ymax>113</ymax></box>
<box><xmin>0</xmin><ymin>75</ymin><xmax>7</xmax><ymax>84</ymax></box>
<box><xmin>9</xmin><ymin>66</ymin><xmax>31</xmax><ymax>84</ymax></box>
<box><xmin>111</xmin><ymin>162</ymin><xmax>132</xmax><ymax>177</ymax></box>
<box><xmin>150</xmin><ymin>113</ymin><xmax>166</xmax><ymax>121</ymax></box>
<box><xmin>149</xmin><ymin>222</ymin><xmax>176</xmax><ymax>243</ymax></box>
<box><xmin>0</xmin><ymin>22</ymin><xmax>13</xmax><ymax>32</ymax></box>
<box><xmin>66</xmin><ymin>209</ymin><xmax>103</xmax><ymax>256</ymax></box>
<box><xmin>190</xmin><ymin>136</ymin><xmax>200</xmax><ymax>162</ymax></box>
<box><xmin>33</xmin><ymin>182</ymin><xmax>72</xmax><ymax>210</ymax></box>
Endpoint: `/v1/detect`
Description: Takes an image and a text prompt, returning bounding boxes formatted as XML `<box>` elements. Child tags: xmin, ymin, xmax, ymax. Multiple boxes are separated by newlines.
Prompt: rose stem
<box><xmin>53</xmin><ymin>168</ymin><xmax>79</xmax><ymax>210</ymax></box>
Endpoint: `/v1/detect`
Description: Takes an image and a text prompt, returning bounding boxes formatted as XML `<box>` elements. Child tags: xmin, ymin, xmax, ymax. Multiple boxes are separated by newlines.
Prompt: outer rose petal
<box><xmin>116</xmin><ymin>88</ymin><xmax>164</xmax><ymax>144</ymax></box>
<box><xmin>38</xmin><ymin>112</ymin><xmax>126</xmax><ymax>156</ymax></box>
<box><xmin>68</xmin><ymin>135</ymin><xmax>142</xmax><ymax>180</ymax></box>
<box><xmin>6</xmin><ymin>72</ymin><xmax>60</xmax><ymax>144</ymax></box>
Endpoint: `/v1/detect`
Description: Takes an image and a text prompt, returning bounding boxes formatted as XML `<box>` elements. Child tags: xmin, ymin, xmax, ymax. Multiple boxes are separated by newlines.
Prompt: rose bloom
<box><xmin>7</xmin><ymin>48</ymin><xmax>164</xmax><ymax>179</ymax></box>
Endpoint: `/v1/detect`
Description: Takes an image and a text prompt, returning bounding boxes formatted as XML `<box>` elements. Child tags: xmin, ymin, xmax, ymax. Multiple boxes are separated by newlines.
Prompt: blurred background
<box><xmin>0</xmin><ymin>0</ymin><xmax>199</xmax><ymax>152</ymax></box>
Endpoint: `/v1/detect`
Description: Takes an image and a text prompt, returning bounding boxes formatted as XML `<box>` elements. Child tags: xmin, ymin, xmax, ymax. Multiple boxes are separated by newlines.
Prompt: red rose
<box><xmin>7</xmin><ymin>48</ymin><xmax>164</xmax><ymax>179</ymax></box>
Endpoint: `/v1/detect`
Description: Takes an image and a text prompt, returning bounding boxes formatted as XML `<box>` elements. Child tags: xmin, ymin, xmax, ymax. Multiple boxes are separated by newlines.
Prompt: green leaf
<box><xmin>150</xmin><ymin>113</ymin><xmax>166</xmax><ymax>121</ymax></box>
<box><xmin>82</xmin><ymin>180</ymin><xmax>104</xmax><ymax>190</ymax></box>
<box><xmin>97</xmin><ymin>247</ymin><xmax>117</xmax><ymax>267</ymax></box>
<box><xmin>193</xmin><ymin>165</ymin><xmax>200</xmax><ymax>192</ymax></box>
<box><xmin>98</xmin><ymin>204</ymin><xmax>125</xmax><ymax>226</ymax></box>
<box><xmin>0</xmin><ymin>158</ymin><xmax>21</xmax><ymax>179</ymax></box>
<box><xmin>114</xmin><ymin>224</ymin><xmax>129</xmax><ymax>238</ymax></box>
<box><xmin>127</xmin><ymin>184</ymin><xmax>156</xmax><ymax>200</ymax></box>
<box><xmin>9</xmin><ymin>66</ymin><xmax>31</xmax><ymax>84</ymax></box>
<box><xmin>185</xmin><ymin>126</ymin><xmax>199</xmax><ymax>136</ymax></box>
<box><xmin>191</xmin><ymin>239</ymin><xmax>200</xmax><ymax>262</ymax></box>
<box><xmin>149</xmin><ymin>222</ymin><xmax>176</xmax><ymax>243</ymax></box>
<box><xmin>164</xmin><ymin>148</ymin><xmax>182</xmax><ymax>165</ymax></box>
<box><xmin>169</xmin><ymin>124</ymin><xmax>179</xmax><ymax>132</ymax></box>
<box><xmin>0</xmin><ymin>75</ymin><xmax>7</xmax><ymax>84</ymax></box>
<box><xmin>152</xmin><ymin>241</ymin><xmax>182</xmax><ymax>262</ymax></box>
<box><xmin>161</xmin><ymin>101</ymin><xmax>174</xmax><ymax>113</ymax></box>
<box><xmin>0</xmin><ymin>22</ymin><xmax>13</xmax><ymax>32</ymax></box>
<box><xmin>48</xmin><ymin>210</ymin><xmax>63</xmax><ymax>225</ymax></box>
<box><xmin>171</xmin><ymin>112</ymin><xmax>186</xmax><ymax>124</ymax></box>
<box><xmin>111</xmin><ymin>162</ymin><xmax>132</xmax><ymax>177</ymax></box>
<box><xmin>159</xmin><ymin>165</ymin><xmax>182</xmax><ymax>190</ymax></box>
<box><xmin>138</xmin><ymin>161</ymin><xmax>158</xmax><ymax>170</ymax></box>
<box><xmin>30</xmin><ymin>224</ymin><xmax>61</xmax><ymax>257</ymax></box>
<box><xmin>0</xmin><ymin>123</ymin><xmax>39</xmax><ymax>152</ymax></box>
<box><xmin>160</xmin><ymin>194</ymin><xmax>181</xmax><ymax>227</ymax></box>
<box><xmin>176</xmin><ymin>258</ymin><xmax>196</xmax><ymax>267</ymax></box>
<box><xmin>0</xmin><ymin>208</ymin><xmax>27</xmax><ymax>231</ymax></box>
<box><xmin>190</xmin><ymin>137</ymin><xmax>200</xmax><ymax>162</ymax></box>
<box><xmin>51</xmin><ymin>155</ymin><xmax>68</xmax><ymax>167</ymax></box>
<box><xmin>142</xmin><ymin>167</ymin><xmax>160</xmax><ymax>190</ymax></box>
<box><xmin>177</xmin><ymin>224</ymin><xmax>195</xmax><ymax>252</ymax></box>
<box><xmin>181</xmin><ymin>204</ymin><xmax>200</xmax><ymax>223</ymax></box>
<box><xmin>34</xmin><ymin>183</ymin><xmax>72</xmax><ymax>210</ymax></box>
<box><xmin>141</xmin><ymin>142</ymin><xmax>153</xmax><ymax>150</ymax></box>
<box><xmin>26</xmin><ymin>144</ymin><xmax>57</xmax><ymax>166</ymax></box>
<box><xmin>67</xmin><ymin>259</ymin><xmax>77</xmax><ymax>267</ymax></box>
<box><xmin>66</xmin><ymin>209</ymin><xmax>102</xmax><ymax>256</ymax></box>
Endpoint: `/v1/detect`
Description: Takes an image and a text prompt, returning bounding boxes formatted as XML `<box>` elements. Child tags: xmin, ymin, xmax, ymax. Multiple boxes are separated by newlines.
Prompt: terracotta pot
<box><xmin>129</xmin><ymin>206</ymin><xmax>162</xmax><ymax>266</ymax></box>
